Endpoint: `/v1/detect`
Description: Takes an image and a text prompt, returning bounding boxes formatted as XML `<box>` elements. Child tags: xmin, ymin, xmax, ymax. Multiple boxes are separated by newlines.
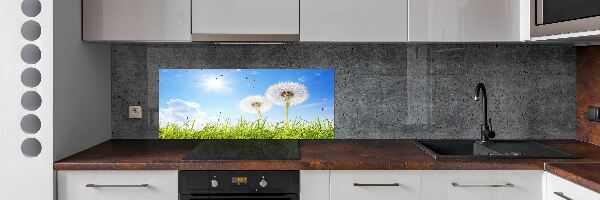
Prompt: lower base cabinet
<box><xmin>421</xmin><ymin>170</ymin><xmax>543</xmax><ymax>200</ymax></box>
<box><xmin>545</xmin><ymin>172</ymin><xmax>600</xmax><ymax>200</ymax></box>
<box><xmin>300</xmin><ymin>170</ymin><xmax>545</xmax><ymax>200</ymax></box>
<box><xmin>56</xmin><ymin>170</ymin><xmax>600</xmax><ymax>200</ymax></box>
<box><xmin>57</xmin><ymin>170</ymin><xmax>178</xmax><ymax>200</ymax></box>
<box><xmin>330</xmin><ymin>170</ymin><xmax>421</xmax><ymax>200</ymax></box>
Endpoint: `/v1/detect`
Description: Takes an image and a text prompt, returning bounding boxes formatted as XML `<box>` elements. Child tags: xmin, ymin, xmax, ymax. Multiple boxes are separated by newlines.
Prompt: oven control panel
<box><xmin>179</xmin><ymin>171</ymin><xmax>299</xmax><ymax>194</ymax></box>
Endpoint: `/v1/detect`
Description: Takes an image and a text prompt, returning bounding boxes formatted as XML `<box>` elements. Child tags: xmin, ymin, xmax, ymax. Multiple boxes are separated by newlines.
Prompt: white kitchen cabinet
<box><xmin>545</xmin><ymin>172</ymin><xmax>600</xmax><ymax>200</ymax></box>
<box><xmin>330</xmin><ymin>170</ymin><xmax>421</xmax><ymax>200</ymax></box>
<box><xmin>421</xmin><ymin>170</ymin><xmax>543</xmax><ymax>200</ymax></box>
<box><xmin>83</xmin><ymin>0</ymin><xmax>191</xmax><ymax>42</ymax></box>
<box><xmin>300</xmin><ymin>0</ymin><xmax>408</xmax><ymax>42</ymax></box>
<box><xmin>57</xmin><ymin>170</ymin><xmax>178</xmax><ymax>200</ymax></box>
<box><xmin>191</xmin><ymin>0</ymin><xmax>300</xmax><ymax>41</ymax></box>
<box><xmin>300</xmin><ymin>170</ymin><xmax>330</xmax><ymax>200</ymax></box>
<box><xmin>409</xmin><ymin>0</ymin><xmax>529</xmax><ymax>42</ymax></box>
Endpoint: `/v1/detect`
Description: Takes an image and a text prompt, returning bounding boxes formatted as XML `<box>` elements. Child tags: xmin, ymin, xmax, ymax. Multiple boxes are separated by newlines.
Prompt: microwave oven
<box><xmin>532</xmin><ymin>0</ymin><xmax>600</xmax><ymax>37</ymax></box>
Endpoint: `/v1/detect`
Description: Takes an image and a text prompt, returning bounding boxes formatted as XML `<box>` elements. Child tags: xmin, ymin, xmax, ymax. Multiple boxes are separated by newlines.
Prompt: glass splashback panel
<box><xmin>159</xmin><ymin>69</ymin><xmax>334</xmax><ymax>139</ymax></box>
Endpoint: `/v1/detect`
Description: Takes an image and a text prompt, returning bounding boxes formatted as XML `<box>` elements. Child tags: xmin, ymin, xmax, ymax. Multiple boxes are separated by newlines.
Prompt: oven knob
<box><xmin>211</xmin><ymin>180</ymin><xmax>219</xmax><ymax>188</ymax></box>
<box><xmin>259</xmin><ymin>179</ymin><xmax>268</xmax><ymax>188</ymax></box>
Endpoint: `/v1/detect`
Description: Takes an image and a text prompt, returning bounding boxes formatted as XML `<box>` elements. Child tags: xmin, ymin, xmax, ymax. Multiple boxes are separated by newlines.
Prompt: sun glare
<box><xmin>204</xmin><ymin>77</ymin><xmax>225</xmax><ymax>90</ymax></box>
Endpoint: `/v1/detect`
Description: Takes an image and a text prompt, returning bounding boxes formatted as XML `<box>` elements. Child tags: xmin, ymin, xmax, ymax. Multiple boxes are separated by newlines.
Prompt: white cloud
<box><xmin>297</xmin><ymin>76</ymin><xmax>306</xmax><ymax>82</ymax></box>
<box><xmin>159</xmin><ymin>99</ymin><xmax>208</xmax><ymax>129</ymax></box>
<box><xmin>298</xmin><ymin>102</ymin><xmax>324</xmax><ymax>109</ymax></box>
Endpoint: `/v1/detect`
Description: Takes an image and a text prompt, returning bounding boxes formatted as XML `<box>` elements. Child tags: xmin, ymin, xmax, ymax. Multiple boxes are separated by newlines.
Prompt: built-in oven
<box><xmin>532</xmin><ymin>0</ymin><xmax>600</xmax><ymax>37</ymax></box>
<box><xmin>179</xmin><ymin>171</ymin><xmax>299</xmax><ymax>200</ymax></box>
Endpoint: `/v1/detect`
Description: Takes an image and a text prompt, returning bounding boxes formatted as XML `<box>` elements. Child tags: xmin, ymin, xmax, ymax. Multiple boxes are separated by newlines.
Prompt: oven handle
<box><xmin>180</xmin><ymin>194</ymin><xmax>298</xmax><ymax>200</ymax></box>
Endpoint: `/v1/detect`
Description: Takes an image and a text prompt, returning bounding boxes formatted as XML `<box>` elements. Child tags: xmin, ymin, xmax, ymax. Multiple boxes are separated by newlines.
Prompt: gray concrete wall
<box><xmin>112</xmin><ymin>43</ymin><xmax>576</xmax><ymax>139</ymax></box>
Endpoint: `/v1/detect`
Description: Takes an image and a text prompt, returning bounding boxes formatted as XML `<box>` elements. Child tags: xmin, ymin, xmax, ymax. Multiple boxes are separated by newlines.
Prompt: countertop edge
<box><xmin>545</xmin><ymin>162</ymin><xmax>600</xmax><ymax>194</ymax></box>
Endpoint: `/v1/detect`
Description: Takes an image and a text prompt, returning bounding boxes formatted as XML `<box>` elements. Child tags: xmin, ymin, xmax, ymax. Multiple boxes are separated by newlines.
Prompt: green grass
<box><xmin>159</xmin><ymin>117</ymin><xmax>334</xmax><ymax>139</ymax></box>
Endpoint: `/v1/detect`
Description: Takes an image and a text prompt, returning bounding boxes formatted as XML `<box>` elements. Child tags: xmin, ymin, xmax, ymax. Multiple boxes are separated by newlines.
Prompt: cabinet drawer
<box><xmin>421</xmin><ymin>170</ymin><xmax>543</xmax><ymax>200</ymax></box>
<box><xmin>545</xmin><ymin>172</ymin><xmax>600</xmax><ymax>200</ymax></box>
<box><xmin>330</xmin><ymin>170</ymin><xmax>420</xmax><ymax>200</ymax></box>
<box><xmin>57</xmin><ymin>170</ymin><xmax>178</xmax><ymax>200</ymax></box>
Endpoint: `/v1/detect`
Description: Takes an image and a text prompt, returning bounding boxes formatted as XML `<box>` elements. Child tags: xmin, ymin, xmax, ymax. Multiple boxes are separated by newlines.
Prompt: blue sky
<box><xmin>159</xmin><ymin>69</ymin><xmax>334</xmax><ymax>127</ymax></box>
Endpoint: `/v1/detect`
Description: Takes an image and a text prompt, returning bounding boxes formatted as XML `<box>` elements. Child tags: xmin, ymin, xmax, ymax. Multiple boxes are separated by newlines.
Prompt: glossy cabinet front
<box><xmin>330</xmin><ymin>170</ymin><xmax>421</xmax><ymax>200</ymax></box>
<box><xmin>192</xmin><ymin>0</ymin><xmax>299</xmax><ymax>37</ymax></box>
<box><xmin>82</xmin><ymin>0</ymin><xmax>191</xmax><ymax>42</ymax></box>
<box><xmin>421</xmin><ymin>170</ymin><xmax>543</xmax><ymax>200</ymax></box>
<box><xmin>301</xmin><ymin>170</ymin><xmax>545</xmax><ymax>200</ymax></box>
<box><xmin>301</xmin><ymin>0</ymin><xmax>408</xmax><ymax>42</ymax></box>
<box><xmin>409</xmin><ymin>0</ymin><xmax>529</xmax><ymax>42</ymax></box>
<box><xmin>545</xmin><ymin>172</ymin><xmax>600</xmax><ymax>200</ymax></box>
<box><xmin>57</xmin><ymin>170</ymin><xmax>178</xmax><ymax>200</ymax></box>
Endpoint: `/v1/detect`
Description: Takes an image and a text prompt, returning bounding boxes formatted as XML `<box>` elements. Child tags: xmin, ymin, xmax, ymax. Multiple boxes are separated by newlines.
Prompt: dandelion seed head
<box><xmin>239</xmin><ymin>95</ymin><xmax>272</xmax><ymax>114</ymax></box>
<box><xmin>266</xmin><ymin>82</ymin><xmax>309</xmax><ymax>106</ymax></box>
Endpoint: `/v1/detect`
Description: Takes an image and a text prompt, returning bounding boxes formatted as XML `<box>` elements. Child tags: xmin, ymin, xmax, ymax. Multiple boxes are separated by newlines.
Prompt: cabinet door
<box><xmin>545</xmin><ymin>172</ymin><xmax>600</xmax><ymax>200</ymax></box>
<box><xmin>57</xmin><ymin>170</ymin><xmax>178</xmax><ymax>200</ymax></box>
<box><xmin>192</xmin><ymin>0</ymin><xmax>299</xmax><ymax>40</ymax></box>
<box><xmin>421</xmin><ymin>170</ymin><xmax>543</xmax><ymax>200</ymax></box>
<box><xmin>330</xmin><ymin>170</ymin><xmax>420</xmax><ymax>200</ymax></box>
<box><xmin>83</xmin><ymin>0</ymin><xmax>191</xmax><ymax>41</ymax></box>
<box><xmin>301</xmin><ymin>0</ymin><xmax>408</xmax><ymax>42</ymax></box>
<box><xmin>300</xmin><ymin>170</ymin><xmax>330</xmax><ymax>200</ymax></box>
<box><xmin>409</xmin><ymin>0</ymin><xmax>529</xmax><ymax>42</ymax></box>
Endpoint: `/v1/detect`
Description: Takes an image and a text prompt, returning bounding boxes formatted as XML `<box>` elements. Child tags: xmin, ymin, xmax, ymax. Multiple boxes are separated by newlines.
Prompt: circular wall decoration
<box><xmin>21</xmin><ymin>20</ymin><xmax>41</xmax><ymax>41</ymax></box>
<box><xmin>21</xmin><ymin>68</ymin><xmax>41</xmax><ymax>87</ymax></box>
<box><xmin>21</xmin><ymin>91</ymin><xmax>42</xmax><ymax>111</ymax></box>
<box><xmin>21</xmin><ymin>44</ymin><xmax>41</xmax><ymax>64</ymax></box>
<box><xmin>20</xmin><ymin>114</ymin><xmax>41</xmax><ymax>134</ymax></box>
<box><xmin>21</xmin><ymin>0</ymin><xmax>41</xmax><ymax>17</ymax></box>
<box><xmin>21</xmin><ymin>138</ymin><xmax>42</xmax><ymax>157</ymax></box>
<box><xmin>21</xmin><ymin>0</ymin><xmax>43</xmax><ymax>159</ymax></box>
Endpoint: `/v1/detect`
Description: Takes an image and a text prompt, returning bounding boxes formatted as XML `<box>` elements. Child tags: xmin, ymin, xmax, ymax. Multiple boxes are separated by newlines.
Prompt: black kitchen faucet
<box><xmin>474</xmin><ymin>83</ymin><xmax>495</xmax><ymax>142</ymax></box>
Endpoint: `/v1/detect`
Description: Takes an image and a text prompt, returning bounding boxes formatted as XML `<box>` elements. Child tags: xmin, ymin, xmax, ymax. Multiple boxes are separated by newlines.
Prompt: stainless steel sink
<box><xmin>411</xmin><ymin>140</ymin><xmax>578</xmax><ymax>160</ymax></box>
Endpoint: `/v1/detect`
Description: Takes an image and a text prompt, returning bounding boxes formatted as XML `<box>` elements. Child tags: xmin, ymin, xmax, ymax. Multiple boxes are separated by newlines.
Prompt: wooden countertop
<box><xmin>545</xmin><ymin>162</ymin><xmax>600</xmax><ymax>194</ymax></box>
<box><xmin>54</xmin><ymin>139</ymin><xmax>600</xmax><ymax>171</ymax></box>
<box><xmin>54</xmin><ymin>139</ymin><xmax>600</xmax><ymax>193</ymax></box>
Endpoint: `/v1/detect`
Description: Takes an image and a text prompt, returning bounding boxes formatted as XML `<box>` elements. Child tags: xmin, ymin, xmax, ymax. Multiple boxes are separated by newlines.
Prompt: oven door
<box><xmin>532</xmin><ymin>0</ymin><xmax>600</xmax><ymax>37</ymax></box>
<box><xmin>180</xmin><ymin>194</ymin><xmax>299</xmax><ymax>200</ymax></box>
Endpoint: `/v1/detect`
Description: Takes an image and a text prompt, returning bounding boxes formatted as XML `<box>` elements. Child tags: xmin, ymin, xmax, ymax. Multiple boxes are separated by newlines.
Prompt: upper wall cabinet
<box><xmin>83</xmin><ymin>0</ymin><xmax>191</xmax><ymax>42</ymax></box>
<box><xmin>300</xmin><ymin>0</ymin><xmax>408</xmax><ymax>42</ymax></box>
<box><xmin>409</xmin><ymin>0</ymin><xmax>529</xmax><ymax>42</ymax></box>
<box><xmin>191</xmin><ymin>0</ymin><xmax>300</xmax><ymax>42</ymax></box>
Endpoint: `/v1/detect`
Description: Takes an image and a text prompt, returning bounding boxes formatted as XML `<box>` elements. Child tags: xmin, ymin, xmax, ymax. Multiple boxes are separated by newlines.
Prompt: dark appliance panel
<box><xmin>537</xmin><ymin>0</ymin><xmax>600</xmax><ymax>25</ymax></box>
<box><xmin>207</xmin><ymin>171</ymin><xmax>299</xmax><ymax>194</ymax></box>
<box><xmin>179</xmin><ymin>194</ymin><xmax>298</xmax><ymax>200</ymax></box>
<box><xmin>179</xmin><ymin>170</ymin><xmax>299</xmax><ymax>200</ymax></box>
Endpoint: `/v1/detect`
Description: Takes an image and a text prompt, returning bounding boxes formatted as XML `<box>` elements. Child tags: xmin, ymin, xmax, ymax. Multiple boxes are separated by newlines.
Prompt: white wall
<box><xmin>53</xmin><ymin>0</ymin><xmax>111</xmax><ymax>161</ymax></box>
<box><xmin>0</xmin><ymin>0</ymin><xmax>110</xmax><ymax>199</ymax></box>
<box><xmin>0</xmin><ymin>0</ymin><xmax>54</xmax><ymax>199</ymax></box>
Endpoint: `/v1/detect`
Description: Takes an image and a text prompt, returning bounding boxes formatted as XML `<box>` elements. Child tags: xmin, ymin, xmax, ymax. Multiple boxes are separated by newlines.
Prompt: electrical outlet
<box><xmin>129</xmin><ymin>106</ymin><xmax>142</xmax><ymax>119</ymax></box>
